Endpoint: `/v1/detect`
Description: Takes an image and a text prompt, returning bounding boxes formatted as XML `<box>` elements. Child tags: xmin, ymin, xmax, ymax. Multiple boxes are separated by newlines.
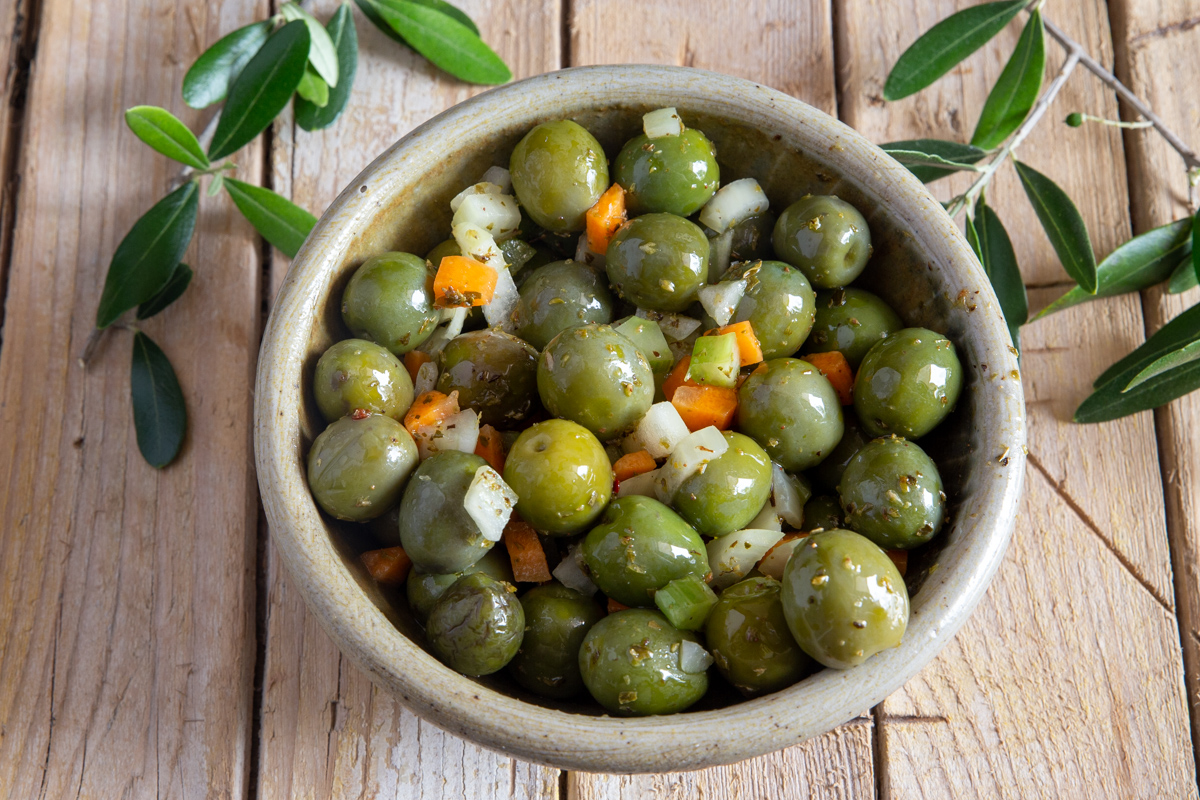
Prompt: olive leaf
<box><xmin>1193</xmin><ymin>209</ymin><xmax>1200</xmax><ymax>284</ymax></box>
<box><xmin>355</xmin><ymin>0</ymin><xmax>479</xmax><ymax>47</ymax></box>
<box><xmin>124</xmin><ymin>106</ymin><xmax>210</xmax><ymax>170</ymax></box>
<box><xmin>223</xmin><ymin>178</ymin><xmax>316</xmax><ymax>258</ymax></box>
<box><xmin>361</xmin><ymin>0</ymin><xmax>510</xmax><ymax>85</ymax></box>
<box><xmin>96</xmin><ymin>182</ymin><xmax>199</xmax><ymax>328</ymax></box>
<box><xmin>1169</xmin><ymin>246</ymin><xmax>1198</xmax><ymax>293</ymax></box>
<box><xmin>967</xmin><ymin>197</ymin><xmax>1026</xmax><ymax>349</ymax></box>
<box><xmin>207</xmin><ymin>173</ymin><xmax>226</xmax><ymax>197</ymax></box>
<box><xmin>297</xmin><ymin>67</ymin><xmax>330</xmax><ymax>108</ymax></box>
<box><xmin>1076</xmin><ymin>303</ymin><xmax>1200</xmax><ymax>422</ymax></box>
<box><xmin>209</xmin><ymin>20</ymin><xmax>310</xmax><ymax>161</ymax></box>
<box><xmin>1014</xmin><ymin>159</ymin><xmax>1097</xmax><ymax>294</ymax></box>
<box><xmin>1035</xmin><ymin>217</ymin><xmax>1192</xmax><ymax>318</ymax></box>
<box><xmin>883</xmin><ymin>0</ymin><xmax>1029</xmax><ymax>101</ymax></box>
<box><xmin>296</xmin><ymin>4</ymin><xmax>358</xmax><ymax>131</ymax></box>
<box><xmin>137</xmin><ymin>263</ymin><xmax>194</xmax><ymax>320</ymax></box>
<box><xmin>280</xmin><ymin>2</ymin><xmax>340</xmax><ymax>88</ymax></box>
<box><xmin>879</xmin><ymin>140</ymin><xmax>987</xmax><ymax>183</ymax></box>
<box><xmin>182</xmin><ymin>21</ymin><xmax>273</xmax><ymax>109</ymax></box>
<box><xmin>131</xmin><ymin>331</ymin><xmax>188</xmax><ymax>468</ymax></box>
<box><xmin>971</xmin><ymin>9</ymin><xmax>1045</xmax><ymax>150</ymax></box>
<box><xmin>1124</xmin><ymin>339</ymin><xmax>1200</xmax><ymax>392</ymax></box>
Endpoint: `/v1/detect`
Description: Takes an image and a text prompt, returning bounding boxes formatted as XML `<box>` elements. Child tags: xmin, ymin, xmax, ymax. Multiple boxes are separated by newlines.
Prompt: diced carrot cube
<box><xmin>362</xmin><ymin>547</ymin><xmax>412</xmax><ymax>586</ymax></box>
<box><xmin>433</xmin><ymin>255</ymin><xmax>497</xmax><ymax>307</ymax></box>
<box><xmin>586</xmin><ymin>184</ymin><xmax>627</xmax><ymax>255</ymax></box>
<box><xmin>607</xmin><ymin>597</ymin><xmax>630</xmax><ymax>614</ymax></box>
<box><xmin>403</xmin><ymin>390</ymin><xmax>459</xmax><ymax>436</ymax></box>
<box><xmin>662</xmin><ymin>355</ymin><xmax>700</xmax><ymax>401</ymax></box>
<box><xmin>670</xmin><ymin>384</ymin><xmax>738</xmax><ymax>431</ymax></box>
<box><xmin>805</xmin><ymin>351</ymin><xmax>854</xmax><ymax>405</ymax></box>
<box><xmin>887</xmin><ymin>549</ymin><xmax>908</xmax><ymax>577</ymax></box>
<box><xmin>711</xmin><ymin>320</ymin><xmax>764</xmax><ymax>366</ymax></box>
<box><xmin>613</xmin><ymin>449</ymin><xmax>657</xmax><ymax>482</ymax></box>
<box><xmin>502</xmin><ymin>517</ymin><xmax>552</xmax><ymax>583</ymax></box>
<box><xmin>404</xmin><ymin>350</ymin><xmax>432</xmax><ymax>384</ymax></box>
<box><xmin>474</xmin><ymin>424</ymin><xmax>506</xmax><ymax>473</ymax></box>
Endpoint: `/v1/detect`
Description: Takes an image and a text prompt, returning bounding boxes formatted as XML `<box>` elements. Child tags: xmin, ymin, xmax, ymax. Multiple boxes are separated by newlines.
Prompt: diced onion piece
<box><xmin>575</xmin><ymin>233</ymin><xmax>606</xmax><ymax>270</ymax></box>
<box><xmin>450</xmin><ymin>181</ymin><xmax>505</xmax><ymax>212</ymax></box>
<box><xmin>452</xmin><ymin>222</ymin><xmax>507</xmax><ymax>271</ymax></box>
<box><xmin>416</xmin><ymin>325</ymin><xmax>454</xmax><ymax>358</ymax></box>
<box><xmin>444</xmin><ymin>306</ymin><xmax>468</xmax><ymax>339</ymax></box>
<box><xmin>483</xmin><ymin>264</ymin><xmax>519</xmax><ymax>332</ymax></box>
<box><xmin>635</xmin><ymin>308</ymin><xmax>702</xmax><ymax>341</ymax></box>
<box><xmin>679</xmin><ymin>639</ymin><xmax>714</xmax><ymax>674</ymax></box>
<box><xmin>605</xmin><ymin>442</ymin><xmax>625</xmax><ymax>464</ymax></box>
<box><xmin>698</xmin><ymin>178</ymin><xmax>769</xmax><ymax>234</ymax></box>
<box><xmin>463</xmin><ymin>465</ymin><xmax>519</xmax><ymax>543</ymax></box>
<box><xmin>552</xmin><ymin>542</ymin><xmax>598</xmax><ymax>596</ymax></box>
<box><xmin>706</xmin><ymin>228</ymin><xmax>733</xmax><ymax>283</ymax></box>
<box><xmin>698</xmin><ymin>279</ymin><xmax>747</xmax><ymax>328</ymax></box>
<box><xmin>627</xmin><ymin>401</ymin><xmax>691</xmax><ymax>459</ymax></box>
<box><xmin>655</xmin><ymin>426</ymin><xmax>729</xmax><ymax>504</ymax></box>
<box><xmin>756</xmin><ymin>533</ymin><xmax>808</xmax><ymax>581</ymax></box>
<box><xmin>415</xmin><ymin>408</ymin><xmax>479</xmax><ymax>460</ymax></box>
<box><xmin>617</xmin><ymin>468</ymin><xmax>660</xmax><ymax>499</ymax></box>
<box><xmin>643</xmin><ymin>107</ymin><xmax>683</xmax><ymax>139</ymax></box>
<box><xmin>706</xmin><ymin>528</ymin><xmax>786</xmax><ymax>590</ymax></box>
<box><xmin>771</xmin><ymin>463</ymin><xmax>811</xmax><ymax>529</ymax></box>
<box><xmin>413</xmin><ymin>361</ymin><xmax>439</xmax><ymax>396</ymax></box>
<box><xmin>453</xmin><ymin>193</ymin><xmax>521</xmax><ymax>240</ymax></box>
<box><xmin>747</xmin><ymin>501</ymin><xmax>782</xmax><ymax>532</ymax></box>
<box><xmin>480</xmin><ymin>166</ymin><xmax>511</xmax><ymax>193</ymax></box>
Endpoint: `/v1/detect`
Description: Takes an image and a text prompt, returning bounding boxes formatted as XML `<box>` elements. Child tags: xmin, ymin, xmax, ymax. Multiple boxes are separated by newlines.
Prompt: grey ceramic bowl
<box><xmin>254</xmin><ymin>65</ymin><xmax>1026</xmax><ymax>773</ymax></box>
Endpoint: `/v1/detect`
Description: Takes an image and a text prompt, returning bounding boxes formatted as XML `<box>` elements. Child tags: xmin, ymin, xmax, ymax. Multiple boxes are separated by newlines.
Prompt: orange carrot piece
<box><xmin>805</xmin><ymin>351</ymin><xmax>854</xmax><ymax>405</ymax></box>
<box><xmin>886</xmin><ymin>549</ymin><xmax>908</xmax><ymax>577</ymax></box>
<box><xmin>403</xmin><ymin>390</ymin><xmax>459</xmax><ymax>436</ymax></box>
<box><xmin>613</xmin><ymin>449</ymin><xmax>657</xmax><ymax>482</ymax></box>
<box><xmin>362</xmin><ymin>547</ymin><xmax>412</xmax><ymax>586</ymax></box>
<box><xmin>662</xmin><ymin>356</ymin><xmax>699</xmax><ymax>401</ymax></box>
<box><xmin>474</xmin><ymin>424</ymin><xmax>506</xmax><ymax>473</ymax></box>
<box><xmin>585</xmin><ymin>184</ymin><xmax>627</xmax><ymax>255</ymax></box>
<box><xmin>404</xmin><ymin>350</ymin><xmax>432</xmax><ymax>384</ymax></box>
<box><xmin>671</xmin><ymin>384</ymin><xmax>738</xmax><ymax>431</ymax></box>
<box><xmin>607</xmin><ymin>597</ymin><xmax>630</xmax><ymax>614</ymax></box>
<box><xmin>712</xmin><ymin>320</ymin><xmax>764</xmax><ymax>366</ymax></box>
<box><xmin>502</xmin><ymin>517</ymin><xmax>552</xmax><ymax>583</ymax></box>
<box><xmin>433</xmin><ymin>255</ymin><xmax>497</xmax><ymax>307</ymax></box>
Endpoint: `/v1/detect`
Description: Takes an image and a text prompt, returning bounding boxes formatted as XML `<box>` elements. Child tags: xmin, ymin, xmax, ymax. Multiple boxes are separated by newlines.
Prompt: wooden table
<box><xmin>2</xmin><ymin>0</ymin><xmax>1199</xmax><ymax>796</ymax></box>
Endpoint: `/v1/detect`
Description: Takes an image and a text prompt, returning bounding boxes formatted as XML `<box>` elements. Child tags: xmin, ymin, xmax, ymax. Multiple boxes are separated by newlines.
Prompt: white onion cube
<box><xmin>617</xmin><ymin>468</ymin><xmax>660</xmax><ymax>499</ymax></box>
<box><xmin>445</xmin><ymin>306</ymin><xmax>468</xmax><ymax>339</ymax></box>
<box><xmin>416</xmin><ymin>325</ymin><xmax>454</xmax><ymax>358</ymax></box>
<box><xmin>756</xmin><ymin>533</ymin><xmax>807</xmax><ymax>581</ymax></box>
<box><xmin>747</xmin><ymin>501</ymin><xmax>782</xmax><ymax>532</ymax></box>
<box><xmin>707</xmin><ymin>228</ymin><xmax>733</xmax><ymax>283</ymax></box>
<box><xmin>655</xmin><ymin>426</ymin><xmax>729</xmax><ymax>504</ymax></box>
<box><xmin>452</xmin><ymin>222</ymin><xmax>507</xmax><ymax>271</ymax></box>
<box><xmin>698</xmin><ymin>279</ymin><xmax>747</xmax><ymax>328</ymax></box>
<box><xmin>698</xmin><ymin>178</ymin><xmax>769</xmax><ymax>234</ymax></box>
<box><xmin>463</xmin><ymin>465</ymin><xmax>519</xmax><ymax>542</ymax></box>
<box><xmin>413</xmin><ymin>361</ymin><xmax>439</xmax><ymax>396</ymax></box>
<box><xmin>706</xmin><ymin>528</ymin><xmax>786</xmax><ymax>590</ymax></box>
<box><xmin>628</xmin><ymin>402</ymin><xmax>690</xmax><ymax>459</ymax></box>
<box><xmin>450</xmin><ymin>181</ymin><xmax>505</xmax><ymax>212</ymax></box>
<box><xmin>415</xmin><ymin>408</ymin><xmax>479</xmax><ymax>460</ymax></box>
<box><xmin>679</xmin><ymin>640</ymin><xmax>713</xmax><ymax>674</ymax></box>
<box><xmin>575</xmin><ymin>233</ymin><xmax>606</xmax><ymax>270</ymax></box>
<box><xmin>483</xmin><ymin>264</ymin><xmax>519</xmax><ymax>332</ymax></box>
<box><xmin>480</xmin><ymin>166</ymin><xmax>512</xmax><ymax>193</ymax></box>
<box><xmin>643</xmin><ymin>107</ymin><xmax>683</xmax><ymax>139</ymax></box>
<box><xmin>635</xmin><ymin>308</ymin><xmax>702</xmax><ymax>341</ymax></box>
<box><xmin>453</xmin><ymin>192</ymin><xmax>521</xmax><ymax>239</ymax></box>
<box><xmin>552</xmin><ymin>542</ymin><xmax>598</xmax><ymax>596</ymax></box>
<box><xmin>771</xmin><ymin>463</ymin><xmax>810</xmax><ymax>529</ymax></box>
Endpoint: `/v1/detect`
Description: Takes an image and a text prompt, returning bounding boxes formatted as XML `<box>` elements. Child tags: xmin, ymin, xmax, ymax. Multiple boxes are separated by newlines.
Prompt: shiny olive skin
<box><xmin>407</xmin><ymin>547</ymin><xmax>514</xmax><ymax>626</ymax></box>
<box><xmin>509</xmin><ymin>120</ymin><xmax>609</xmax><ymax>232</ymax></box>
<box><xmin>313</xmin><ymin>339</ymin><xmax>413</xmax><ymax>423</ymax></box>
<box><xmin>839</xmin><ymin>436</ymin><xmax>944</xmax><ymax>549</ymax></box>
<box><xmin>736</xmin><ymin>358</ymin><xmax>845</xmax><ymax>472</ymax></box>
<box><xmin>398</xmin><ymin>451</ymin><xmax>495</xmax><ymax>573</ymax></box>
<box><xmin>605</xmin><ymin>213</ymin><xmax>709</xmax><ymax>312</ymax></box>
<box><xmin>342</xmin><ymin>252</ymin><xmax>440</xmax><ymax>355</ymax></box>
<box><xmin>503</xmin><ymin>419</ymin><xmax>613</xmax><ymax>534</ymax></box>
<box><xmin>853</xmin><ymin>328</ymin><xmax>963</xmax><ymax>439</ymax></box>
<box><xmin>803</xmin><ymin>288</ymin><xmax>904</xmax><ymax>369</ymax></box>
<box><xmin>772</xmin><ymin>195</ymin><xmax>872</xmax><ymax>289</ymax></box>
<box><xmin>705</xmin><ymin>576</ymin><xmax>814</xmax><ymax>697</ymax></box>
<box><xmin>725</xmin><ymin>260</ymin><xmax>816</xmax><ymax>360</ymax></box>
<box><xmin>509</xmin><ymin>584</ymin><xmax>605</xmax><ymax>699</ymax></box>
<box><xmin>537</xmin><ymin>324</ymin><xmax>654</xmax><ymax>440</ymax></box>
<box><xmin>613</xmin><ymin>129</ymin><xmax>719</xmax><ymax>217</ymax></box>
<box><xmin>426</xmin><ymin>572</ymin><xmax>524</xmax><ymax>677</ymax></box>
<box><xmin>579</xmin><ymin>609</ymin><xmax>708</xmax><ymax>715</ymax></box>
<box><xmin>516</xmin><ymin>260</ymin><xmax>615</xmax><ymax>350</ymax></box>
<box><xmin>781</xmin><ymin>529</ymin><xmax>909</xmax><ymax>669</ymax></box>
<box><xmin>307</xmin><ymin>414</ymin><xmax>419</xmax><ymax>522</ymax></box>
<box><xmin>436</xmin><ymin>330</ymin><xmax>539</xmax><ymax>426</ymax></box>
<box><xmin>672</xmin><ymin>431</ymin><xmax>773</xmax><ymax>537</ymax></box>
<box><xmin>729</xmin><ymin>212</ymin><xmax>777</xmax><ymax>263</ymax></box>
<box><xmin>803</xmin><ymin>494</ymin><xmax>844</xmax><ymax>531</ymax></box>
<box><xmin>809</xmin><ymin>411</ymin><xmax>870</xmax><ymax>493</ymax></box>
<box><xmin>581</xmin><ymin>496</ymin><xmax>709</xmax><ymax>608</ymax></box>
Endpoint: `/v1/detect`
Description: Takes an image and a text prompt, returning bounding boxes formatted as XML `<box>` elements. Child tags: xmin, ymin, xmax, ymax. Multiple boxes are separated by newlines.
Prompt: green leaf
<box><xmin>96</xmin><ymin>182</ymin><xmax>200</xmax><ymax>329</ymax></box>
<box><xmin>136</xmin><ymin>263</ymin><xmax>194</xmax><ymax>320</ymax></box>
<box><xmin>223</xmin><ymin>178</ymin><xmax>317</xmax><ymax>258</ymax></box>
<box><xmin>124</xmin><ymin>106</ymin><xmax>210</xmax><ymax>170</ymax></box>
<box><xmin>971</xmin><ymin>197</ymin><xmax>1027</xmax><ymax>347</ymax></box>
<box><xmin>1124</xmin><ymin>339</ymin><xmax>1200</xmax><ymax>392</ymax></box>
<box><xmin>296</xmin><ymin>4</ymin><xmax>358</xmax><ymax>131</ymax></box>
<box><xmin>355</xmin><ymin>0</ymin><xmax>479</xmax><ymax>46</ymax></box>
<box><xmin>971</xmin><ymin>10</ymin><xmax>1045</xmax><ymax>149</ymax></box>
<box><xmin>1014</xmin><ymin>159</ymin><xmax>1097</xmax><ymax>293</ymax></box>
<box><xmin>1193</xmin><ymin>210</ymin><xmax>1200</xmax><ymax>285</ymax></box>
<box><xmin>1168</xmin><ymin>244</ymin><xmax>1198</xmax><ymax>294</ymax></box>
<box><xmin>883</xmin><ymin>0</ymin><xmax>1028</xmax><ymax>101</ymax></box>
<box><xmin>879</xmin><ymin>139</ymin><xmax>987</xmax><ymax>183</ymax></box>
<box><xmin>1035</xmin><ymin>217</ymin><xmax>1192</xmax><ymax>318</ymax></box>
<box><xmin>209</xmin><ymin>20</ymin><xmax>311</xmax><ymax>161</ymax></box>
<box><xmin>207</xmin><ymin>173</ymin><xmax>226</xmax><ymax>197</ymax></box>
<box><xmin>1076</xmin><ymin>303</ymin><xmax>1200</xmax><ymax>423</ymax></box>
<box><xmin>131</xmin><ymin>331</ymin><xmax>188</xmax><ymax>468</ymax></box>
<box><xmin>296</xmin><ymin>67</ymin><xmax>329</xmax><ymax>107</ymax></box>
<box><xmin>182</xmin><ymin>21</ymin><xmax>273</xmax><ymax>109</ymax></box>
<box><xmin>362</xmin><ymin>0</ymin><xmax>511</xmax><ymax>85</ymax></box>
<box><xmin>281</xmin><ymin>2</ymin><xmax>340</xmax><ymax>87</ymax></box>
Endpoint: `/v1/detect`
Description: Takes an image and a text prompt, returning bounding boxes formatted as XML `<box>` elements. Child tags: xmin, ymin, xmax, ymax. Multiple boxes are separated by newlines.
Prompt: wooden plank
<box><xmin>0</xmin><ymin>1</ymin><xmax>268</xmax><ymax>798</ymax></box>
<box><xmin>567</xmin><ymin>1</ymin><xmax>876</xmax><ymax>794</ymax></box>
<box><xmin>837</xmin><ymin>0</ymin><xmax>1196</xmax><ymax>795</ymax></box>
<box><xmin>1109</xmin><ymin>0</ymin><xmax>1200</xmax><ymax>772</ymax></box>
<box><xmin>254</xmin><ymin>2</ymin><xmax>563</xmax><ymax>797</ymax></box>
<box><xmin>0</xmin><ymin>0</ymin><xmax>34</xmax><ymax>330</ymax></box>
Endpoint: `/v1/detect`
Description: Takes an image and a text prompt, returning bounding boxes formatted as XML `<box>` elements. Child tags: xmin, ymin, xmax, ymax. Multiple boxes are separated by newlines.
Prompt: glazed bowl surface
<box><xmin>254</xmin><ymin>64</ymin><xmax>1026</xmax><ymax>773</ymax></box>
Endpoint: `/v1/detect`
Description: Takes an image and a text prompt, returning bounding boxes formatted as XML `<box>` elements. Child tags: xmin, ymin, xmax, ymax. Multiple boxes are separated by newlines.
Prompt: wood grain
<box><xmin>0</xmin><ymin>1</ymin><xmax>268</xmax><ymax>798</ymax></box>
<box><xmin>254</xmin><ymin>2</ymin><xmax>563</xmax><ymax>797</ymax></box>
<box><xmin>1109</xmin><ymin>0</ymin><xmax>1200</xmax><ymax>773</ymax></box>
<box><xmin>0</xmin><ymin>0</ymin><xmax>34</xmax><ymax>329</ymax></box>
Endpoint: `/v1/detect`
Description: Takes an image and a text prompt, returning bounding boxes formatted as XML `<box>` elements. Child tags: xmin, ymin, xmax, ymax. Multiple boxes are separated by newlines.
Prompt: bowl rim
<box><xmin>254</xmin><ymin>64</ymin><xmax>1026</xmax><ymax>773</ymax></box>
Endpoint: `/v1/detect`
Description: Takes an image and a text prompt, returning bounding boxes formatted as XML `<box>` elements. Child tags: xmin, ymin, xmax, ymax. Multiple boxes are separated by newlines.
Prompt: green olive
<box><xmin>672</xmin><ymin>431</ymin><xmax>773</xmax><ymax>537</ymax></box>
<box><xmin>706</xmin><ymin>576</ymin><xmax>814</xmax><ymax>697</ymax></box>
<box><xmin>516</xmin><ymin>260</ymin><xmax>614</xmax><ymax>350</ymax></box>
<box><xmin>426</xmin><ymin>572</ymin><xmax>524</xmax><ymax>676</ymax></box>
<box><xmin>436</xmin><ymin>330</ymin><xmax>539</xmax><ymax>426</ymax></box>
<box><xmin>605</xmin><ymin>213</ymin><xmax>709</xmax><ymax>313</ymax></box>
<box><xmin>509</xmin><ymin>583</ymin><xmax>605</xmax><ymax>699</ymax></box>
<box><xmin>803</xmin><ymin>495</ymin><xmax>844</xmax><ymax>532</ymax></box>
<box><xmin>853</xmin><ymin>328</ymin><xmax>963</xmax><ymax>439</ymax></box>
<box><xmin>736</xmin><ymin>358</ymin><xmax>844</xmax><ymax>471</ymax></box>
<box><xmin>307</xmin><ymin>414</ymin><xmax>419</xmax><ymax>522</ymax></box>
<box><xmin>398</xmin><ymin>451</ymin><xmax>495</xmax><ymax>574</ymax></box>
<box><xmin>772</xmin><ymin>195</ymin><xmax>872</xmax><ymax>288</ymax></box>
<box><xmin>613</xmin><ymin>129</ymin><xmax>719</xmax><ymax>217</ymax></box>
<box><xmin>808</xmin><ymin>410</ymin><xmax>870</xmax><ymax>493</ymax></box>
<box><xmin>341</xmin><ymin>252</ymin><xmax>440</xmax><ymax>355</ymax></box>
<box><xmin>726</xmin><ymin>260</ymin><xmax>816</xmax><ymax>360</ymax></box>
<box><xmin>406</xmin><ymin>547</ymin><xmax>514</xmax><ymax>626</ymax></box>
<box><xmin>839</xmin><ymin>436</ymin><xmax>945</xmax><ymax>549</ymax></box>
<box><xmin>729</xmin><ymin>212</ymin><xmax>777</xmax><ymax>263</ymax></box>
<box><xmin>509</xmin><ymin>120</ymin><xmax>609</xmax><ymax>232</ymax></box>
<box><xmin>803</xmin><ymin>288</ymin><xmax>904</xmax><ymax>369</ymax></box>
<box><xmin>503</xmin><ymin>419</ymin><xmax>613</xmax><ymax>535</ymax></box>
<box><xmin>313</xmin><ymin>339</ymin><xmax>413</xmax><ymax>423</ymax></box>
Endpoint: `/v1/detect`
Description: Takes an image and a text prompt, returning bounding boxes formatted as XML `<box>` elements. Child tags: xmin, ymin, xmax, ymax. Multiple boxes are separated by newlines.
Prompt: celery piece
<box><xmin>654</xmin><ymin>574</ymin><xmax>718</xmax><ymax>631</ymax></box>
<box><xmin>615</xmin><ymin>316</ymin><xmax>673</xmax><ymax>375</ymax></box>
<box><xmin>686</xmin><ymin>332</ymin><xmax>739</xmax><ymax>388</ymax></box>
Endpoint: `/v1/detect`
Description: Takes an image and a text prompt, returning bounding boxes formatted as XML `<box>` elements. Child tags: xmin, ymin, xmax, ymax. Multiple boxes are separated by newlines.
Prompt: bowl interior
<box><xmin>256</xmin><ymin>65</ymin><xmax>1026</xmax><ymax>772</ymax></box>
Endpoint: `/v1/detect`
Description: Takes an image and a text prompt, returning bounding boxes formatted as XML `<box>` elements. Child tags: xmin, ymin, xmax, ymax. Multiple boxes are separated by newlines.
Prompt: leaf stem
<box><xmin>169</xmin><ymin>110</ymin><xmax>221</xmax><ymax>190</ymax></box>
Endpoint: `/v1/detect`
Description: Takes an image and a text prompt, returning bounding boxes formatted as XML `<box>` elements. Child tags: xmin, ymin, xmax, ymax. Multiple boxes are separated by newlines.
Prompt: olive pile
<box><xmin>304</xmin><ymin>110</ymin><xmax>963</xmax><ymax>716</ymax></box>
